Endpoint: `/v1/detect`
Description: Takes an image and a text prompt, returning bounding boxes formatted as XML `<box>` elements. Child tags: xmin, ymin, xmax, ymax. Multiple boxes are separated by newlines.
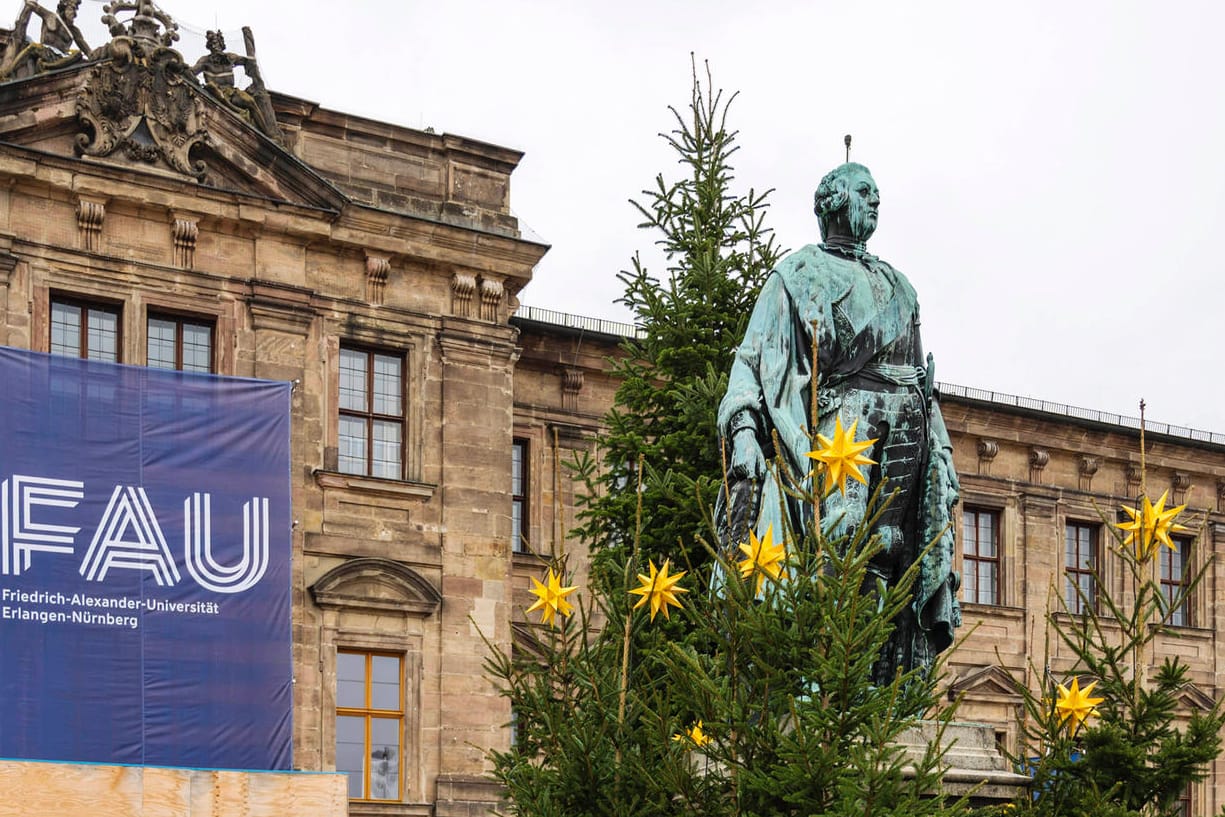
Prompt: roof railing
<box><xmin>936</xmin><ymin>382</ymin><xmax>1224</xmax><ymax>445</ymax></box>
<box><xmin>512</xmin><ymin>304</ymin><xmax>642</xmax><ymax>338</ymax></box>
<box><xmin>514</xmin><ymin>305</ymin><xmax>1223</xmax><ymax>445</ymax></box>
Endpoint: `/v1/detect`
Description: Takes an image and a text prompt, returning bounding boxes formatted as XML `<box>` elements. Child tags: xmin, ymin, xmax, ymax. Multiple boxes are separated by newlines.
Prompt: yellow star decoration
<box><xmin>672</xmin><ymin>720</ymin><xmax>711</xmax><ymax>748</ymax></box>
<box><xmin>1116</xmin><ymin>490</ymin><xmax>1189</xmax><ymax>561</ymax></box>
<box><xmin>629</xmin><ymin>559</ymin><xmax>688</xmax><ymax>621</ymax></box>
<box><xmin>525</xmin><ymin>567</ymin><xmax>578</xmax><ymax>627</ymax></box>
<box><xmin>806</xmin><ymin>417</ymin><xmax>878</xmax><ymax>496</ymax></box>
<box><xmin>1054</xmin><ymin>677</ymin><xmax>1104</xmax><ymax>734</ymax></box>
<box><xmin>737</xmin><ymin>525</ymin><xmax>787</xmax><ymax>594</ymax></box>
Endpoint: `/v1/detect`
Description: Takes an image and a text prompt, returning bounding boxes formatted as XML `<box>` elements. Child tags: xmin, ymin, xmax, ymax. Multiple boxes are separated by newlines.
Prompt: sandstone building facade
<box><xmin>0</xmin><ymin>6</ymin><xmax>548</xmax><ymax>814</ymax></box>
<box><xmin>0</xmin><ymin>5</ymin><xmax>1223</xmax><ymax>816</ymax></box>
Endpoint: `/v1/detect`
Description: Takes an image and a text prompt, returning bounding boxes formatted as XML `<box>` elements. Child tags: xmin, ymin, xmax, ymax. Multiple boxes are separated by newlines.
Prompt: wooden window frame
<box><xmin>336</xmin><ymin>649</ymin><xmax>405</xmax><ymax>802</ymax></box>
<box><xmin>1064</xmin><ymin>521</ymin><xmax>1099</xmax><ymax>615</ymax></box>
<box><xmin>338</xmin><ymin>344</ymin><xmax>406</xmax><ymax>480</ymax></box>
<box><xmin>1160</xmin><ymin>535</ymin><xmax>1193</xmax><ymax>627</ymax></box>
<box><xmin>512</xmin><ymin>438</ymin><xmax>528</xmax><ymax>553</ymax></box>
<box><xmin>1174</xmin><ymin>783</ymin><xmax>1192</xmax><ymax>817</ymax></box>
<box><xmin>50</xmin><ymin>295</ymin><xmax>122</xmax><ymax>362</ymax></box>
<box><xmin>146</xmin><ymin>311</ymin><xmax>215</xmax><ymax>373</ymax></box>
<box><xmin>962</xmin><ymin>506</ymin><xmax>1001</xmax><ymax>605</ymax></box>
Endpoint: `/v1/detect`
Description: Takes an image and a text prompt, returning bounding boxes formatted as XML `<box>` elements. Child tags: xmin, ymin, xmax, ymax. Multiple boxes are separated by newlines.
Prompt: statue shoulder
<box><xmin>775</xmin><ymin>244</ymin><xmax>859</xmax><ymax>302</ymax></box>
<box><xmin>869</xmin><ymin>256</ymin><xmax>918</xmax><ymax>302</ymax></box>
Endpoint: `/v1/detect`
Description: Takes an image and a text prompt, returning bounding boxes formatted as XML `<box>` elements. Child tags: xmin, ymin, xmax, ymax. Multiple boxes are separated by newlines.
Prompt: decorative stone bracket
<box><xmin>450</xmin><ymin>271</ymin><xmax>505</xmax><ymax>322</ymax></box>
<box><xmin>451</xmin><ymin>271</ymin><xmax>476</xmax><ymax>317</ymax></box>
<box><xmin>1171</xmin><ymin>471</ymin><xmax>1192</xmax><ymax>503</ymax></box>
<box><xmin>1126</xmin><ymin>463</ymin><xmax>1143</xmax><ymax>494</ymax></box>
<box><xmin>365</xmin><ymin>252</ymin><xmax>391</xmax><ymax>305</ymax></box>
<box><xmin>1078</xmin><ymin>457</ymin><xmax>1099</xmax><ymax>491</ymax></box>
<box><xmin>479</xmin><ymin>276</ymin><xmax>503</xmax><ymax>322</ymax></box>
<box><xmin>77</xmin><ymin>198</ymin><xmax>105</xmax><ymax>253</ymax></box>
<box><xmin>976</xmin><ymin>439</ymin><xmax>999</xmax><ymax>475</ymax></box>
<box><xmin>561</xmin><ymin>367</ymin><xmax>584</xmax><ymax>412</ymax></box>
<box><xmin>1028</xmin><ymin>448</ymin><xmax>1049</xmax><ymax>484</ymax></box>
<box><xmin>171</xmin><ymin>216</ymin><xmax>199</xmax><ymax>269</ymax></box>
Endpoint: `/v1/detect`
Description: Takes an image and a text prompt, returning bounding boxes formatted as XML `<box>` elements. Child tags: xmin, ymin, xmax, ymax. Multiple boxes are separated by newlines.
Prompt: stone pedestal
<box><xmin>898</xmin><ymin>720</ymin><xmax>1031</xmax><ymax>805</ymax></box>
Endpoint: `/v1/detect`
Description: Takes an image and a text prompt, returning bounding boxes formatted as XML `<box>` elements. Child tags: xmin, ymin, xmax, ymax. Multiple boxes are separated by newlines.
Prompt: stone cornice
<box><xmin>247</xmin><ymin>280</ymin><xmax>317</xmax><ymax>334</ymax></box>
<box><xmin>334</xmin><ymin>203</ymin><xmax>548</xmax><ymax>279</ymax></box>
<box><xmin>0</xmin><ymin>142</ymin><xmax>547</xmax><ymax>280</ymax></box>
<box><xmin>313</xmin><ymin>469</ymin><xmax>436</xmax><ymax>500</ymax></box>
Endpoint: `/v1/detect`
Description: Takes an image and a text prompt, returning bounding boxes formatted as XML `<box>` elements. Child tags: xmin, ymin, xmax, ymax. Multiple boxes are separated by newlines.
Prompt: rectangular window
<box><xmin>50</xmin><ymin>298</ymin><xmax>120</xmax><ymax>361</ymax></box>
<box><xmin>1161</xmin><ymin>536</ymin><xmax>1192</xmax><ymax>627</ymax></box>
<box><xmin>147</xmin><ymin>313</ymin><xmax>214</xmax><ymax>373</ymax></box>
<box><xmin>1064</xmin><ymin>522</ymin><xmax>1098</xmax><ymax>615</ymax></box>
<box><xmin>336</xmin><ymin>650</ymin><xmax>403</xmax><ymax>801</ymax></box>
<box><xmin>962</xmin><ymin>507</ymin><xmax>1001</xmax><ymax>605</ymax></box>
<box><xmin>339</xmin><ymin>346</ymin><xmax>404</xmax><ymax>479</ymax></box>
<box><xmin>512</xmin><ymin>439</ymin><xmax>528</xmax><ymax>553</ymax></box>
<box><xmin>1176</xmin><ymin>784</ymin><xmax>1192</xmax><ymax>817</ymax></box>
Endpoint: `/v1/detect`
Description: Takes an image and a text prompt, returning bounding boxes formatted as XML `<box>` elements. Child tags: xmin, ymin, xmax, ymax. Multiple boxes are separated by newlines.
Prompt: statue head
<box><xmin>814</xmin><ymin>163</ymin><xmax>880</xmax><ymax>244</ymax></box>
<box><xmin>205</xmin><ymin>30</ymin><xmax>225</xmax><ymax>54</ymax></box>
<box><xmin>57</xmin><ymin>0</ymin><xmax>80</xmax><ymax>22</ymax></box>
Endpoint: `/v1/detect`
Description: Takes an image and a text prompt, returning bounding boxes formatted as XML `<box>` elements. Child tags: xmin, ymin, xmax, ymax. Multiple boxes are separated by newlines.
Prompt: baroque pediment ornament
<box><xmin>74</xmin><ymin>1</ymin><xmax>206</xmax><ymax>179</ymax></box>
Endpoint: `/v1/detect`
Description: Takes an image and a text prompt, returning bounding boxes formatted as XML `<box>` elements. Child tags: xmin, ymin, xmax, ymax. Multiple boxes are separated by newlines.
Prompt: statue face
<box><xmin>845</xmin><ymin>169</ymin><xmax>880</xmax><ymax>242</ymax></box>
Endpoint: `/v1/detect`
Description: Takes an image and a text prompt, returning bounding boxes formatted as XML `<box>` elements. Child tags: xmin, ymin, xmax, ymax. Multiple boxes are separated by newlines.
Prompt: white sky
<box><xmin>68</xmin><ymin>1</ymin><xmax>1225</xmax><ymax>432</ymax></box>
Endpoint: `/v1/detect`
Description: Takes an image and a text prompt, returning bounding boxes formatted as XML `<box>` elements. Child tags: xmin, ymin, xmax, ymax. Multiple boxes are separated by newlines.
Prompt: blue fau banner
<box><xmin>0</xmin><ymin>346</ymin><xmax>292</xmax><ymax>770</ymax></box>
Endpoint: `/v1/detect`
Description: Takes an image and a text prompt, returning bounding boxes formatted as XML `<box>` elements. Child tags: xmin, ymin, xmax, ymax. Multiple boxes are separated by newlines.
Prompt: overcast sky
<box><xmin>70</xmin><ymin>1</ymin><xmax>1225</xmax><ymax>432</ymax></box>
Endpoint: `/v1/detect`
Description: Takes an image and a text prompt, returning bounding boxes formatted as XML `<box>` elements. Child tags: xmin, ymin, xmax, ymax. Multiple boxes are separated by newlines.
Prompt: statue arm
<box><xmin>718</xmin><ymin>271</ymin><xmax>799</xmax><ymax>480</ymax></box>
<box><xmin>68</xmin><ymin>22</ymin><xmax>89</xmax><ymax>54</ymax></box>
<box><xmin>235</xmin><ymin>53</ymin><xmax>263</xmax><ymax>85</ymax></box>
<box><xmin>13</xmin><ymin>1</ymin><xmax>40</xmax><ymax>38</ymax></box>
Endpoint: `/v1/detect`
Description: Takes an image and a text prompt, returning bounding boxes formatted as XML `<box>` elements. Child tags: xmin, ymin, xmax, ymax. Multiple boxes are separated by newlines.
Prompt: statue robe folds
<box><xmin>717</xmin><ymin>243</ymin><xmax>961</xmax><ymax>679</ymax></box>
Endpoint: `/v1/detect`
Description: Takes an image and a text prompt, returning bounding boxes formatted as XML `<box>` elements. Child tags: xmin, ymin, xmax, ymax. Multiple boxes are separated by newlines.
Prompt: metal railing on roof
<box><xmin>512</xmin><ymin>304</ymin><xmax>642</xmax><ymax>338</ymax></box>
<box><xmin>937</xmin><ymin>382</ymin><xmax>1225</xmax><ymax>445</ymax></box>
<box><xmin>513</xmin><ymin>305</ymin><xmax>1223</xmax><ymax>445</ymax></box>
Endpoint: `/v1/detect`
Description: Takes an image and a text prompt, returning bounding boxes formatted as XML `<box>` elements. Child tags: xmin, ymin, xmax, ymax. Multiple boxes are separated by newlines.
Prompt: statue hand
<box><xmin>729</xmin><ymin>429</ymin><xmax>766</xmax><ymax>481</ymax></box>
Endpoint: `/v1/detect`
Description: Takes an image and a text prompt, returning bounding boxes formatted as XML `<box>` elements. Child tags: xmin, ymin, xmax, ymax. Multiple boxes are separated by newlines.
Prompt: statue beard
<box><xmin>846</xmin><ymin>197</ymin><xmax>878</xmax><ymax>243</ymax></box>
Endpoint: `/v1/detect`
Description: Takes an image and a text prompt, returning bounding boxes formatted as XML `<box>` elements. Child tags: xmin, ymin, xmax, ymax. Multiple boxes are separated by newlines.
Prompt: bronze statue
<box><xmin>717</xmin><ymin>162</ymin><xmax>960</xmax><ymax>683</ymax></box>
<box><xmin>0</xmin><ymin>0</ymin><xmax>91</xmax><ymax>79</ymax></box>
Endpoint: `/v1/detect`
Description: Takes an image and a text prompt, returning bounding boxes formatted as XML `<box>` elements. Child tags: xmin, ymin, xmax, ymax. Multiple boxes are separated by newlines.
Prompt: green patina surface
<box><xmin>718</xmin><ymin>163</ymin><xmax>960</xmax><ymax>682</ymax></box>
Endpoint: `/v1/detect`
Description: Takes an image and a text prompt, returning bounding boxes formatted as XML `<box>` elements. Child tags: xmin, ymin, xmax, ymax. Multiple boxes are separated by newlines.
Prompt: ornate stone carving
<box><xmin>190</xmin><ymin>28</ymin><xmax>283</xmax><ymax>144</ymax></box>
<box><xmin>1078</xmin><ymin>456</ymin><xmax>1099</xmax><ymax>491</ymax></box>
<box><xmin>451</xmin><ymin>271</ymin><xmax>476</xmax><ymax>317</ymax></box>
<box><xmin>1172</xmin><ymin>471</ymin><xmax>1192</xmax><ymax>501</ymax></box>
<box><xmin>976</xmin><ymin>439</ymin><xmax>998</xmax><ymax>474</ymax></box>
<box><xmin>76</xmin><ymin>197</ymin><xmax>104</xmax><ymax>252</ymax></box>
<box><xmin>75</xmin><ymin>2</ymin><xmax>208</xmax><ymax>179</ymax></box>
<box><xmin>1028</xmin><ymin>447</ymin><xmax>1049</xmax><ymax>483</ymax></box>
<box><xmin>1126</xmin><ymin>463</ymin><xmax>1142</xmax><ymax>492</ymax></box>
<box><xmin>561</xmin><ymin>367</ymin><xmax>583</xmax><ymax>412</ymax></box>
<box><xmin>1217</xmin><ymin>480</ymin><xmax>1225</xmax><ymax>513</ymax></box>
<box><xmin>479</xmin><ymin>276</ymin><xmax>503</xmax><ymax>322</ymax></box>
<box><xmin>364</xmin><ymin>253</ymin><xmax>390</xmax><ymax>305</ymax></box>
<box><xmin>171</xmin><ymin>216</ymin><xmax>197</xmax><ymax>269</ymax></box>
<box><xmin>0</xmin><ymin>0</ymin><xmax>92</xmax><ymax>81</ymax></box>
